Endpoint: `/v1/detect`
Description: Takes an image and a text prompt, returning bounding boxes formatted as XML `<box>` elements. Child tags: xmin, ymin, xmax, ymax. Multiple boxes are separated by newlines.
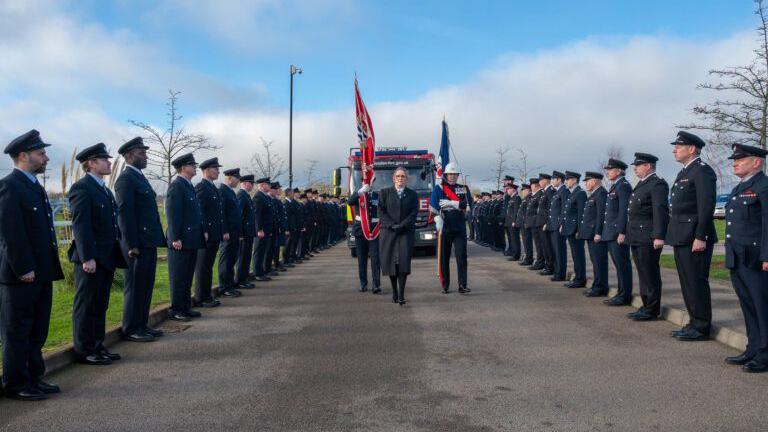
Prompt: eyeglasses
<box><xmin>394</xmin><ymin>174</ymin><xmax>407</xmax><ymax>178</ymax></box>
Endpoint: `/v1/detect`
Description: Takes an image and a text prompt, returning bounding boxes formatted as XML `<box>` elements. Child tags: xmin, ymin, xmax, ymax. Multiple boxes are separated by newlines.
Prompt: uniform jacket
<box><xmin>627</xmin><ymin>173</ymin><xmax>669</xmax><ymax>246</ymax></box>
<box><xmin>115</xmin><ymin>166</ymin><xmax>165</xmax><ymax>250</ymax></box>
<box><xmin>505</xmin><ymin>194</ymin><xmax>521</xmax><ymax>228</ymax></box>
<box><xmin>515</xmin><ymin>195</ymin><xmax>528</xmax><ymax>228</ymax></box>
<box><xmin>666</xmin><ymin>158</ymin><xmax>718</xmax><ymax>246</ymax></box>
<box><xmin>560</xmin><ymin>186</ymin><xmax>586</xmax><ymax>237</ymax></box>
<box><xmin>0</xmin><ymin>169</ymin><xmax>64</xmax><ymax>284</ymax></box>
<box><xmin>252</xmin><ymin>191</ymin><xmax>273</xmax><ymax>234</ymax></box>
<box><xmin>237</xmin><ymin>189</ymin><xmax>256</xmax><ymax>238</ymax></box>
<box><xmin>724</xmin><ymin>171</ymin><xmax>768</xmax><ymax>270</ymax></box>
<box><xmin>195</xmin><ymin>179</ymin><xmax>225</xmax><ymax>243</ymax></box>
<box><xmin>348</xmin><ymin>190</ymin><xmax>380</xmax><ymax>237</ymax></box>
<box><xmin>602</xmin><ymin>177</ymin><xmax>631</xmax><ymax>241</ymax></box>
<box><xmin>219</xmin><ymin>184</ymin><xmax>242</xmax><ymax>240</ymax></box>
<box><xmin>67</xmin><ymin>175</ymin><xmax>127</xmax><ymax>271</ymax></box>
<box><xmin>285</xmin><ymin>198</ymin><xmax>299</xmax><ymax>232</ymax></box>
<box><xmin>547</xmin><ymin>186</ymin><xmax>569</xmax><ymax>232</ymax></box>
<box><xmin>536</xmin><ymin>186</ymin><xmax>555</xmax><ymax>227</ymax></box>
<box><xmin>578</xmin><ymin>186</ymin><xmax>607</xmax><ymax>240</ymax></box>
<box><xmin>165</xmin><ymin>176</ymin><xmax>204</xmax><ymax>250</ymax></box>
<box><xmin>524</xmin><ymin>190</ymin><xmax>541</xmax><ymax>229</ymax></box>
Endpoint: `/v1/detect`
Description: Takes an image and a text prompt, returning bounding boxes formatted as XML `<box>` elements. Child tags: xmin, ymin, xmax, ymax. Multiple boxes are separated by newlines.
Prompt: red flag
<box><xmin>354</xmin><ymin>78</ymin><xmax>380</xmax><ymax>240</ymax></box>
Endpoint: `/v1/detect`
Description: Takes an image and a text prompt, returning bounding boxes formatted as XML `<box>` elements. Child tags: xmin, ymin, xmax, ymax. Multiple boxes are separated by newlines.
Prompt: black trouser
<box><xmin>168</xmin><ymin>248</ymin><xmax>196</xmax><ymax>314</ymax></box>
<box><xmin>218</xmin><ymin>238</ymin><xmax>239</xmax><ymax>292</ymax></box>
<box><xmin>731</xmin><ymin>257</ymin><xmax>768</xmax><ymax>362</ymax></box>
<box><xmin>506</xmin><ymin>226</ymin><xmax>521</xmax><ymax>259</ymax></box>
<box><xmin>522</xmin><ymin>227</ymin><xmax>534</xmax><ymax>262</ymax></box>
<box><xmin>568</xmin><ymin>235</ymin><xmax>586</xmax><ymax>283</ymax></box>
<box><xmin>253</xmin><ymin>235</ymin><xmax>269</xmax><ymax>276</ymax></box>
<box><xmin>587</xmin><ymin>240</ymin><xmax>609</xmax><ymax>294</ymax></box>
<box><xmin>355</xmin><ymin>234</ymin><xmax>380</xmax><ymax>289</ymax></box>
<box><xmin>631</xmin><ymin>245</ymin><xmax>662</xmax><ymax>316</ymax></box>
<box><xmin>265</xmin><ymin>233</ymin><xmax>276</xmax><ymax>273</ymax></box>
<box><xmin>494</xmin><ymin>224</ymin><xmax>505</xmax><ymax>250</ymax></box>
<box><xmin>0</xmin><ymin>282</ymin><xmax>52</xmax><ymax>392</ymax></box>
<box><xmin>73</xmin><ymin>265</ymin><xmax>114</xmax><ymax>356</ymax></box>
<box><xmin>674</xmin><ymin>242</ymin><xmax>714</xmax><ymax>334</ymax></box>
<box><xmin>236</xmin><ymin>236</ymin><xmax>254</xmax><ymax>284</ymax></box>
<box><xmin>389</xmin><ymin>265</ymin><xmax>408</xmax><ymax>302</ymax></box>
<box><xmin>541</xmin><ymin>228</ymin><xmax>554</xmax><ymax>271</ymax></box>
<box><xmin>532</xmin><ymin>227</ymin><xmax>545</xmax><ymax>266</ymax></box>
<box><xmin>608</xmin><ymin>240</ymin><xmax>633</xmax><ymax>302</ymax></box>
<box><xmin>550</xmin><ymin>231</ymin><xmax>567</xmax><ymax>279</ymax></box>
<box><xmin>468</xmin><ymin>220</ymin><xmax>475</xmax><ymax>240</ymax></box>
<box><xmin>285</xmin><ymin>230</ymin><xmax>299</xmax><ymax>263</ymax></box>
<box><xmin>440</xmin><ymin>228</ymin><xmax>468</xmax><ymax>289</ymax></box>
<box><xmin>195</xmin><ymin>241</ymin><xmax>220</xmax><ymax>302</ymax></box>
<box><xmin>122</xmin><ymin>247</ymin><xmax>157</xmax><ymax>335</ymax></box>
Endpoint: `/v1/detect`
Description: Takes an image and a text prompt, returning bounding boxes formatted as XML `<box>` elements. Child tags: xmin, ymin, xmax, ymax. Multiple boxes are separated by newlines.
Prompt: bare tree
<box><xmin>508</xmin><ymin>147</ymin><xmax>543</xmax><ymax>184</ymax></box>
<box><xmin>597</xmin><ymin>144</ymin><xmax>623</xmax><ymax>173</ymax></box>
<box><xmin>701</xmin><ymin>126</ymin><xmax>739</xmax><ymax>193</ymax></box>
<box><xmin>304</xmin><ymin>159</ymin><xmax>318</xmax><ymax>186</ymax></box>
<box><xmin>130</xmin><ymin>90</ymin><xmax>218</xmax><ymax>187</ymax></box>
<box><xmin>487</xmin><ymin>145</ymin><xmax>511</xmax><ymax>190</ymax></box>
<box><xmin>678</xmin><ymin>0</ymin><xmax>768</xmax><ymax>152</ymax></box>
<box><xmin>250</xmin><ymin>137</ymin><xmax>286</xmax><ymax>182</ymax></box>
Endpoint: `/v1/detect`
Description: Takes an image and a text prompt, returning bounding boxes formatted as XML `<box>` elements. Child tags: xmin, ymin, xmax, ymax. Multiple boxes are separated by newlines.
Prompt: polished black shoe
<box><xmin>529</xmin><ymin>263</ymin><xmax>544</xmax><ymax>270</ymax></box>
<box><xmin>269</xmin><ymin>270</ymin><xmax>279</xmax><ymax>276</ymax></box>
<box><xmin>238</xmin><ymin>282</ymin><xmax>255</xmax><ymax>289</ymax></box>
<box><xmin>725</xmin><ymin>352</ymin><xmax>754</xmax><ymax>366</ymax></box>
<box><xmin>278</xmin><ymin>267</ymin><xmax>288</xmax><ymax>272</ymax></box>
<box><xmin>675</xmin><ymin>328</ymin><xmax>709</xmax><ymax>341</ymax></box>
<box><xmin>145</xmin><ymin>326</ymin><xmax>164</xmax><ymax>337</ymax></box>
<box><xmin>670</xmin><ymin>327</ymin><xmax>690</xmax><ymax>337</ymax></box>
<box><xmin>583</xmin><ymin>290</ymin><xmax>606</xmax><ymax>297</ymax></box>
<box><xmin>742</xmin><ymin>359</ymin><xmax>768</xmax><ymax>373</ymax></box>
<box><xmin>604</xmin><ymin>297</ymin><xmax>630</xmax><ymax>306</ymax></box>
<box><xmin>508</xmin><ymin>257</ymin><xmax>519</xmax><ymax>261</ymax></box>
<box><xmin>122</xmin><ymin>331</ymin><xmax>155</xmax><ymax>342</ymax></box>
<box><xmin>550</xmin><ymin>276</ymin><xmax>566</xmax><ymax>282</ymax></box>
<box><xmin>295</xmin><ymin>259</ymin><xmax>304</xmax><ymax>264</ymax></box>
<box><xmin>399</xmin><ymin>299</ymin><xmax>407</xmax><ymax>306</ymax></box>
<box><xmin>539</xmin><ymin>269</ymin><xmax>554</xmax><ymax>276</ymax></box>
<box><xmin>372</xmin><ymin>287</ymin><xmax>382</xmax><ymax>294</ymax></box>
<box><xmin>255</xmin><ymin>276</ymin><xmax>271</xmax><ymax>282</ymax></box>
<box><xmin>285</xmin><ymin>263</ymin><xmax>296</xmax><ymax>268</ymax></box>
<box><xmin>195</xmin><ymin>299</ymin><xmax>221</xmax><ymax>307</ymax></box>
<box><xmin>359</xmin><ymin>286</ymin><xmax>368</xmax><ymax>292</ymax></box>
<box><xmin>631</xmin><ymin>311</ymin><xmax>657</xmax><ymax>321</ymax></box>
<box><xmin>187</xmin><ymin>310</ymin><xmax>202</xmax><ymax>318</ymax></box>
<box><xmin>519</xmin><ymin>260</ymin><xmax>533</xmax><ymax>266</ymax></box>
<box><xmin>33</xmin><ymin>381</ymin><xmax>60</xmax><ymax>394</ymax></box>
<box><xmin>442</xmin><ymin>288</ymin><xmax>450</xmax><ymax>294</ymax></box>
<box><xmin>78</xmin><ymin>354</ymin><xmax>112</xmax><ymax>365</ymax></box>
<box><xmin>392</xmin><ymin>298</ymin><xmax>399</xmax><ymax>304</ymax></box>
<box><xmin>565</xmin><ymin>281</ymin><xmax>586</xmax><ymax>288</ymax></box>
<box><xmin>220</xmin><ymin>290</ymin><xmax>241</xmax><ymax>298</ymax></box>
<box><xmin>99</xmin><ymin>347</ymin><xmax>121</xmax><ymax>361</ymax></box>
<box><xmin>168</xmin><ymin>311</ymin><xmax>191</xmax><ymax>322</ymax></box>
<box><xmin>5</xmin><ymin>387</ymin><xmax>47</xmax><ymax>401</ymax></box>
<box><xmin>458</xmin><ymin>286</ymin><xmax>471</xmax><ymax>294</ymax></box>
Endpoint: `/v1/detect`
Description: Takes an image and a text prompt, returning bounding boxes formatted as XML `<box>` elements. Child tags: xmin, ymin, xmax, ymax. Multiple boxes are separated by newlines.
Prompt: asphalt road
<box><xmin>1</xmin><ymin>241</ymin><xmax>767</xmax><ymax>431</ymax></box>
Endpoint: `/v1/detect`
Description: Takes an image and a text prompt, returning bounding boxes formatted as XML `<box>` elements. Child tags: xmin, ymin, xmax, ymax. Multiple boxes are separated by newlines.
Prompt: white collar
<box><xmin>683</xmin><ymin>157</ymin><xmax>700</xmax><ymax>170</ymax></box>
<box><xmin>639</xmin><ymin>172</ymin><xmax>657</xmax><ymax>182</ymax></box>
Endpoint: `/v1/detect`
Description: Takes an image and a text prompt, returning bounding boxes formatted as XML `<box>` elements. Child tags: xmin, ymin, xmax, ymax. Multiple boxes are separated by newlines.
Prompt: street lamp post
<box><xmin>289</xmin><ymin>64</ymin><xmax>302</xmax><ymax>189</ymax></box>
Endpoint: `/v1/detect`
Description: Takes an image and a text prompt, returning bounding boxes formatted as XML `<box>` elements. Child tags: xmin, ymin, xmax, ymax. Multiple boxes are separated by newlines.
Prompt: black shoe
<box><xmin>725</xmin><ymin>352</ymin><xmax>754</xmax><ymax>366</ymax></box>
<box><xmin>539</xmin><ymin>270</ymin><xmax>554</xmax><ymax>276</ymax></box>
<box><xmin>33</xmin><ymin>381</ymin><xmax>60</xmax><ymax>394</ymax></box>
<box><xmin>631</xmin><ymin>311</ymin><xmax>657</xmax><ymax>321</ymax></box>
<box><xmin>399</xmin><ymin>299</ymin><xmax>407</xmax><ymax>306</ymax></box>
<box><xmin>78</xmin><ymin>354</ymin><xmax>112</xmax><ymax>365</ymax></box>
<box><xmin>675</xmin><ymin>328</ymin><xmax>709</xmax><ymax>341</ymax></box>
<box><xmin>195</xmin><ymin>299</ymin><xmax>221</xmax><ymax>307</ymax></box>
<box><xmin>295</xmin><ymin>259</ymin><xmax>304</xmax><ymax>264</ymax></box>
<box><xmin>392</xmin><ymin>298</ymin><xmax>399</xmax><ymax>304</ymax></box>
<box><xmin>670</xmin><ymin>327</ymin><xmax>690</xmax><ymax>337</ymax></box>
<box><xmin>507</xmin><ymin>257</ymin><xmax>519</xmax><ymax>261</ymax></box>
<box><xmin>278</xmin><ymin>267</ymin><xmax>288</xmax><ymax>272</ymax></box>
<box><xmin>238</xmin><ymin>282</ymin><xmax>255</xmax><ymax>289</ymax></box>
<box><xmin>372</xmin><ymin>287</ymin><xmax>382</xmax><ymax>294</ymax></box>
<box><xmin>269</xmin><ymin>270</ymin><xmax>279</xmax><ymax>276</ymax></box>
<box><xmin>583</xmin><ymin>290</ymin><xmax>606</xmax><ymax>297</ymax></box>
<box><xmin>458</xmin><ymin>286</ymin><xmax>471</xmax><ymax>294</ymax></box>
<box><xmin>187</xmin><ymin>310</ymin><xmax>202</xmax><ymax>318</ymax></box>
<box><xmin>285</xmin><ymin>263</ymin><xmax>296</xmax><ymax>268</ymax></box>
<box><xmin>530</xmin><ymin>263</ymin><xmax>544</xmax><ymax>270</ymax></box>
<box><xmin>550</xmin><ymin>276</ymin><xmax>566</xmax><ymax>282</ymax></box>
<box><xmin>742</xmin><ymin>360</ymin><xmax>768</xmax><ymax>373</ymax></box>
<box><xmin>519</xmin><ymin>260</ymin><xmax>533</xmax><ymax>266</ymax></box>
<box><xmin>255</xmin><ymin>276</ymin><xmax>272</xmax><ymax>282</ymax></box>
<box><xmin>359</xmin><ymin>286</ymin><xmax>368</xmax><ymax>292</ymax></box>
<box><xmin>604</xmin><ymin>297</ymin><xmax>630</xmax><ymax>306</ymax></box>
<box><xmin>565</xmin><ymin>281</ymin><xmax>586</xmax><ymax>288</ymax></box>
<box><xmin>145</xmin><ymin>326</ymin><xmax>164</xmax><ymax>337</ymax></box>
<box><xmin>168</xmin><ymin>311</ymin><xmax>191</xmax><ymax>322</ymax></box>
<box><xmin>442</xmin><ymin>288</ymin><xmax>450</xmax><ymax>294</ymax></box>
<box><xmin>220</xmin><ymin>290</ymin><xmax>241</xmax><ymax>298</ymax></box>
<box><xmin>122</xmin><ymin>331</ymin><xmax>156</xmax><ymax>342</ymax></box>
<box><xmin>5</xmin><ymin>387</ymin><xmax>47</xmax><ymax>401</ymax></box>
<box><xmin>99</xmin><ymin>347</ymin><xmax>121</xmax><ymax>361</ymax></box>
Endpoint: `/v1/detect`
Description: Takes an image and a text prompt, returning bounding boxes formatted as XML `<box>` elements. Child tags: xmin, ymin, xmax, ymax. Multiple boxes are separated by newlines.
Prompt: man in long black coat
<box><xmin>251</xmin><ymin>177</ymin><xmax>273</xmax><ymax>281</ymax></box>
<box><xmin>580</xmin><ymin>172</ymin><xmax>609</xmax><ymax>297</ymax></box>
<box><xmin>0</xmin><ymin>130</ymin><xmax>64</xmax><ymax>401</ymax></box>
<box><xmin>601</xmin><ymin>159</ymin><xmax>633</xmax><ymax>307</ymax></box>
<box><xmin>504</xmin><ymin>183</ymin><xmax>522</xmax><ymax>261</ymax></box>
<box><xmin>525</xmin><ymin>180</ymin><xmax>542</xmax><ymax>268</ymax></box>
<box><xmin>536</xmin><ymin>173</ymin><xmax>555</xmax><ymax>274</ymax></box>
<box><xmin>560</xmin><ymin>171</ymin><xmax>587</xmax><ymax>288</ymax></box>
<box><xmin>218</xmin><ymin>168</ymin><xmax>242</xmax><ymax>295</ymax></box>
<box><xmin>116</xmin><ymin>137</ymin><xmax>166</xmax><ymax>342</ymax></box>
<box><xmin>379</xmin><ymin>167</ymin><xmax>418</xmax><ymax>305</ymax></box>
<box><xmin>516</xmin><ymin>184</ymin><xmax>532</xmax><ymax>265</ymax></box>
<box><xmin>194</xmin><ymin>158</ymin><xmax>230</xmax><ymax>306</ymax></box>
<box><xmin>546</xmin><ymin>171</ymin><xmax>568</xmax><ymax>281</ymax></box>
<box><xmin>283</xmin><ymin>187</ymin><xmax>300</xmax><ymax>266</ymax></box>
<box><xmin>68</xmin><ymin>143</ymin><xmax>127</xmax><ymax>365</ymax></box>
<box><xmin>235</xmin><ymin>175</ymin><xmax>256</xmax><ymax>288</ymax></box>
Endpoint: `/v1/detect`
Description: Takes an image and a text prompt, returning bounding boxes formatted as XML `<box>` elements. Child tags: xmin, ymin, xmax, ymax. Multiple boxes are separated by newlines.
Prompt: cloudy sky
<box><xmin>0</xmin><ymin>0</ymin><xmax>758</xmax><ymax>191</ymax></box>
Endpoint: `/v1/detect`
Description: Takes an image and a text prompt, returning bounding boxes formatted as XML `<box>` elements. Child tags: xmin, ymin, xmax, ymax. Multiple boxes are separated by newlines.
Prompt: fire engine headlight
<box><xmin>421</xmin><ymin>232</ymin><xmax>434</xmax><ymax>240</ymax></box>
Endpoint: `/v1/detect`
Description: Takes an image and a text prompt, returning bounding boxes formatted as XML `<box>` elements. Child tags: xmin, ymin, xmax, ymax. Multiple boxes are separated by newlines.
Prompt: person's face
<box><xmin>286</xmin><ymin>190</ymin><xmax>294</xmax><ymax>199</ymax></box>
<box><xmin>19</xmin><ymin>149</ymin><xmax>49</xmax><ymax>174</ymax></box>
<box><xmin>445</xmin><ymin>173</ymin><xmax>459</xmax><ymax>184</ymax></box>
<box><xmin>551</xmin><ymin>177</ymin><xmax>562</xmax><ymax>187</ymax></box>
<box><xmin>204</xmin><ymin>167</ymin><xmax>219</xmax><ymax>180</ymax></box>
<box><xmin>565</xmin><ymin>178</ymin><xmax>577</xmax><ymax>188</ymax></box>
<box><xmin>584</xmin><ymin>178</ymin><xmax>597</xmax><ymax>191</ymax></box>
<box><xmin>633</xmin><ymin>162</ymin><xmax>652</xmax><ymax>178</ymax></box>
<box><xmin>539</xmin><ymin>179</ymin><xmax>549</xmax><ymax>188</ymax></box>
<box><xmin>259</xmin><ymin>183</ymin><xmax>270</xmax><ymax>192</ymax></box>
<box><xmin>733</xmin><ymin>156</ymin><xmax>762</xmax><ymax>178</ymax></box>
<box><xmin>520</xmin><ymin>189</ymin><xmax>530</xmax><ymax>198</ymax></box>
<box><xmin>531</xmin><ymin>183</ymin><xmax>540</xmax><ymax>193</ymax></box>
<box><xmin>130</xmin><ymin>148</ymin><xmax>148</xmax><ymax>169</ymax></box>
<box><xmin>673</xmin><ymin>144</ymin><xmax>696</xmax><ymax>163</ymax></box>
<box><xmin>241</xmin><ymin>181</ymin><xmax>253</xmax><ymax>192</ymax></box>
<box><xmin>181</xmin><ymin>164</ymin><xmax>197</xmax><ymax>178</ymax></box>
<box><xmin>605</xmin><ymin>168</ymin><xmax>621</xmax><ymax>181</ymax></box>
<box><xmin>506</xmin><ymin>188</ymin><xmax>515</xmax><ymax>196</ymax></box>
<box><xmin>89</xmin><ymin>157</ymin><xmax>112</xmax><ymax>176</ymax></box>
<box><xmin>226</xmin><ymin>176</ymin><xmax>240</xmax><ymax>187</ymax></box>
<box><xmin>393</xmin><ymin>170</ymin><xmax>407</xmax><ymax>188</ymax></box>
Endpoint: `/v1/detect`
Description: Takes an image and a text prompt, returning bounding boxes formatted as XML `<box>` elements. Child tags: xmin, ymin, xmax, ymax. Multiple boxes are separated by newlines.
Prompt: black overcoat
<box><xmin>378</xmin><ymin>187</ymin><xmax>418</xmax><ymax>275</ymax></box>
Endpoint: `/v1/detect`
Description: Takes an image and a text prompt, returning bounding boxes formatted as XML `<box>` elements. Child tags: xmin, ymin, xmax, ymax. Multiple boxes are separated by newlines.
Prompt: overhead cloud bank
<box><xmin>188</xmin><ymin>33</ymin><xmax>755</xmax><ymax>188</ymax></box>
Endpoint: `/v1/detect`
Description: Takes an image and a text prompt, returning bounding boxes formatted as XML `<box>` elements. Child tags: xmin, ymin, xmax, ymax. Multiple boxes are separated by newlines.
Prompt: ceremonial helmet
<box><xmin>443</xmin><ymin>162</ymin><xmax>461</xmax><ymax>174</ymax></box>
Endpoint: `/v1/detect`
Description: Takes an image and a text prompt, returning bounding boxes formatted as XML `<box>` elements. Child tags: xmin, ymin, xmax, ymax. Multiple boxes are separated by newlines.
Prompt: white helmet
<box><xmin>443</xmin><ymin>162</ymin><xmax>461</xmax><ymax>174</ymax></box>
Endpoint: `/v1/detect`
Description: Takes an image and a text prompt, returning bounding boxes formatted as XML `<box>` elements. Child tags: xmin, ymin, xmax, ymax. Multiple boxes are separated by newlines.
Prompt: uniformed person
<box><xmin>69</xmin><ymin>143</ymin><xmax>127</xmax><ymax>365</ymax></box>
<box><xmin>283</xmin><ymin>187</ymin><xmax>300</xmax><ymax>267</ymax></box>
<box><xmin>116</xmin><ymin>137</ymin><xmax>166</xmax><ymax>342</ymax></box>
<box><xmin>431</xmin><ymin>163</ymin><xmax>474</xmax><ymax>294</ymax></box>
<box><xmin>547</xmin><ymin>171</ymin><xmax>568</xmax><ymax>281</ymax></box>
<box><xmin>218</xmin><ymin>168</ymin><xmax>243</xmax><ymax>295</ymax></box>
<box><xmin>350</xmin><ymin>180</ymin><xmax>382</xmax><ymax>293</ymax></box>
<box><xmin>0</xmin><ymin>130</ymin><xmax>64</xmax><ymax>401</ymax></box>
<box><xmin>667</xmin><ymin>131</ymin><xmax>717</xmax><ymax>341</ymax></box>
<box><xmin>723</xmin><ymin>144</ymin><xmax>768</xmax><ymax>373</ymax></box>
<box><xmin>561</xmin><ymin>171</ymin><xmax>587</xmax><ymax>288</ymax></box>
<box><xmin>165</xmin><ymin>153</ymin><xmax>204</xmax><ymax>321</ymax></box>
<box><xmin>626</xmin><ymin>153</ymin><xmax>669</xmax><ymax>321</ymax></box>
<box><xmin>580</xmin><ymin>172</ymin><xmax>609</xmax><ymax>297</ymax></box>
<box><xmin>504</xmin><ymin>182</ymin><xmax>522</xmax><ymax>261</ymax></box>
<box><xmin>517</xmin><ymin>184</ymin><xmax>533</xmax><ymax>265</ymax></box>
<box><xmin>524</xmin><ymin>179</ymin><xmax>542</xmax><ymax>268</ymax></box>
<box><xmin>235</xmin><ymin>175</ymin><xmax>256</xmax><ymax>288</ymax></box>
<box><xmin>602</xmin><ymin>159</ymin><xmax>634</xmax><ymax>307</ymax></box>
<box><xmin>194</xmin><ymin>157</ymin><xmax>231</xmax><ymax>307</ymax></box>
<box><xmin>535</xmin><ymin>173</ymin><xmax>555</xmax><ymax>274</ymax></box>
<box><xmin>251</xmin><ymin>177</ymin><xmax>273</xmax><ymax>281</ymax></box>
<box><xmin>268</xmin><ymin>182</ymin><xmax>287</xmax><ymax>274</ymax></box>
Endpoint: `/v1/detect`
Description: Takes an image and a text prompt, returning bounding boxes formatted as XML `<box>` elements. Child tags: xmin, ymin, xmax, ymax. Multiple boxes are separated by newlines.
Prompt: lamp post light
<box><xmin>289</xmin><ymin>64</ymin><xmax>302</xmax><ymax>189</ymax></box>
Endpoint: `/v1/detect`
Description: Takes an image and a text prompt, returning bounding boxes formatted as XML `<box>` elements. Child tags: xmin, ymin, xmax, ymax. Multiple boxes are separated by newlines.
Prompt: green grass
<box><xmin>715</xmin><ymin>219</ymin><xmax>725</xmax><ymax>242</ymax></box>
<box><xmin>659</xmin><ymin>254</ymin><xmax>729</xmax><ymax>281</ymax></box>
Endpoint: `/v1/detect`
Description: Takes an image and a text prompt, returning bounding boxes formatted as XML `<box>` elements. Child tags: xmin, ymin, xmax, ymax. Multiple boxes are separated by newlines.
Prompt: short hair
<box><xmin>81</xmin><ymin>160</ymin><xmax>91</xmax><ymax>173</ymax></box>
<box><xmin>649</xmin><ymin>162</ymin><xmax>657</xmax><ymax>170</ymax></box>
<box><xmin>393</xmin><ymin>166</ymin><xmax>408</xmax><ymax>176</ymax></box>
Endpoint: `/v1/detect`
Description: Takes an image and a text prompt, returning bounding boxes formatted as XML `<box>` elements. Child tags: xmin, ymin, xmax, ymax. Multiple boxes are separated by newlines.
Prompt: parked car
<box><xmin>713</xmin><ymin>194</ymin><xmax>729</xmax><ymax>219</ymax></box>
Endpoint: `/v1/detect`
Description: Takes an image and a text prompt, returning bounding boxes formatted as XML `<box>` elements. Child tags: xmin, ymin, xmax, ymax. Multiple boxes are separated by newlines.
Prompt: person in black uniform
<box><xmin>379</xmin><ymin>167</ymin><xmax>419</xmax><ymax>305</ymax></box>
<box><xmin>535</xmin><ymin>173</ymin><xmax>554</xmax><ymax>274</ymax></box>
<box><xmin>602</xmin><ymin>159</ymin><xmax>634</xmax><ymax>307</ymax></box>
<box><xmin>235</xmin><ymin>175</ymin><xmax>256</xmax><ymax>288</ymax></box>
<box><xmin>516</xmin><ymin>184</ymin><xmax>532</xmax><ymax>265</ymax></box>
<box><xmin>431</xmin><ymin>163</ymin><xmax>474</xmax><ymax>294</ymax></box>
<box><xmin>116</xmin><ymin>137</ymin><xmax>166</xmax><ymax>342</ymax></box>
<box><xmin>268</xmin><ymin>182</ymin><xmax>287</xmax><ymax>274</ymax></box>
<box><xmin>561</xmin><ymin>171</ymin><xmax>587</xmax><ymax>288</ymax></box>
<box><xmin>298</xmin><ymin>192</ymin><xmax>311</xmax><ymax>260</ymax></box>
<box><xmin>69</xmin><ymin>143</ymin><xmax>127</xmax><ymax>365</ymax></box>
<box><xmin>626</xmin><ymin>153</ymin><xmax>670</xmax><ymax>321</ymax></box>
<box><xmin>349</xmin><ymin>180</ymin><xmax>382</xmax><ymax>293</ymax></box>
<box><xmin>547</xmin><ymin>171</ymin><xmax>568</xmax><ymax>281</ymax></box>
<box><xmin>302</xmin><ymin>189</ymin><xmax>317</xmax><ymax>256</ymax></box>
<box><xmin>194</xmin><ymin>157</ymin><xmax>230</xmax><ymax>307</ymax></box>
<box><xmin>667</xmin><ymin>131</ymin><xmax>718</xmax><ymax>341</ymax></box>
<box><xmin>165</xmin><ymin>153</ymin><xmax>204</xmax><ymax>321</ymax></box>
<box><xmin>580</xmin><ymin>171</ymin><xmax>609</xmax><ymax>297</ymax></box>
<box><xmin>504</xmin><ymin>183</ymin><xmax>522</xmax><ymax>261</ymax></box>
<box><xmin>723</xmin><ymin>144</ymin><xmax>768</xmax><ymax>373</ymax></box>
<box><xmin>524</xmin><ymin>179</ymin><xmax>542</xmax><ymax>268</ymax></box>
<box><xmin>492</xmin><ymin>191</ymin><xmax>506</xmax><ymax>251</ymax></box>
<box><xmin>251</xmin><ymin>177</ymin><xmax>273</xmax><ymax>281</ymax></box>
<box><xmin>283</xmin><ymin>187</ymin><xmax>299</xmax><ymax>267</ymax></box>
<box><xmin>218</xmin><ymin>168</ymin><xmax>243</xmax><ymax>295</ymax></box>
<box><xmin>0</xmin><ymin>130</ymin><xmax>64</xmax><ymax>401</ymax></box>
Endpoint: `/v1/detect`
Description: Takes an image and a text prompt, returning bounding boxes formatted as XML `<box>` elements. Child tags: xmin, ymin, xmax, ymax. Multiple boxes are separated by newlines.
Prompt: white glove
<box><xmin>434</xmin><ymin>215</ymin><xmax>444</xmax><ymax>233</ymax></box>
<box><xmin>358</xmin><ymin>184</ymin><xmax>370</xmax><ymax>194</ymax></box>
<box><xmin>439</xmin><ymin>199</ymin><xmax>460</xmax><ymax>209</ymax></box>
